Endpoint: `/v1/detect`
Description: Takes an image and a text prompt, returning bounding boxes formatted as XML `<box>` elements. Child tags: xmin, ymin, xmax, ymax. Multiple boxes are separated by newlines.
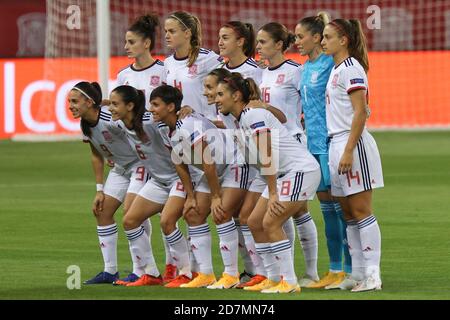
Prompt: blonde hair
<box><xmin>169</xmin><ymin>11</ymin><xmax>202</xmax><ymax>67</ymax></box>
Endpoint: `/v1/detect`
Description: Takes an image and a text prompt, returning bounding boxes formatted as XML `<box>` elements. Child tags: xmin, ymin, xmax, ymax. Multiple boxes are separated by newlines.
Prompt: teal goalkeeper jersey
<box><xmin>300</xmin><ymin>53</ymin><xmax>334</xmax><ymax>154</ymax></box>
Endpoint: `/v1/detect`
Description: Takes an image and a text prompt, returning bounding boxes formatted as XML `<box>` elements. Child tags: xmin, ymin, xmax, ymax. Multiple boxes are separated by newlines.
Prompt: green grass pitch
<box><xmin>0</xmin><ymin>131</ymin><xmax>449</xmax><ymax>300</ymax></box>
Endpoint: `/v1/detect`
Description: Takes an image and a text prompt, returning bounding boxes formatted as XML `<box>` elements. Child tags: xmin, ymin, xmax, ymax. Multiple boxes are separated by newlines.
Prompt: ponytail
<box><xmin>299</xmin><ymin>11</ymin><xmax>330</xmax><ymax>41</ymax></box>
<box><xmin>128</xmin><ymin>13</ymin><xmax>160</xmax><ymax>51</ymax></box>
<box><xmin>218</xmin><ymin>72</ymin><xmax>259</xmax><ymax>104</ymax></box>
<box><xmin>260</xmin><ymin>22</ymin><xmax>295</xmax><ymax>52</ymax></box>
<box><xmin>223</xmin><ymin>21</ymin><xmax>256</xmax><ymax>58</ymax></box>
<box><xmin>329</xmin><ymin>19</ymin><xmax>369</xmax><ymax>72</ymax></box>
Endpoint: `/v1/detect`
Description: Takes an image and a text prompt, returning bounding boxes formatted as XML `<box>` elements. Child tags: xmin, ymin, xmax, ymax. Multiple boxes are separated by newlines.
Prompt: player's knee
<box><xmin>160</xmin><ymin>215</ymin><xmax>176</xmax><ymax>235</ymax></box>
<box><xmin>262</xmin><ymin>216</ymin><xmax>277</xmax><ymax>233</ymax></box>
<box><xmin>247</xmin><ymin>214</ymin><xmax>263</xmax><ymax>234</ymax></box>
<box><xmin>122</xmin><ymin>214</ymin><xmax>139</xmax><ymax>230</ymax></box>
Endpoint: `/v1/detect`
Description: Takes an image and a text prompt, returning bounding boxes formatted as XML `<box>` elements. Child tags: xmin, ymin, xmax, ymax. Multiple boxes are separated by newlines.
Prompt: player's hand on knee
<box><xmin>268</xmin><ymin>193</ymin><xmax>285</xmax><ymax>218</ymax></box>
<box><xmin>211</xmin><ymin>196</ymin><xmax>225</xmax><ymax>222</ymax></box>
<box><xmin>92</xmin><ymin>192</ymin><xmax>105</xmax><ymax>216</ymax></box>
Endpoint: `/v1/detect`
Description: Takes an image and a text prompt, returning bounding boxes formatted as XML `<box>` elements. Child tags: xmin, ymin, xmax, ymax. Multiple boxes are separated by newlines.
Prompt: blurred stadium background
<box><xmin>0</xmin><ymin>0</ymin><xmax>449</xmax><ymax>300</ymax></box>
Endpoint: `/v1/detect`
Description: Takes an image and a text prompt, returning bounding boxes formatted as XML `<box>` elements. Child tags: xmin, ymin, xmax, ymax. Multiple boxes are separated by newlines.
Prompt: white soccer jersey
<box><xmin>237</xmin><ymin>107</ymin><xmax>319</xmax><ymax>174</ymax></box>
<box><xmin>222</xmin><ymin>58</ymin><xmax>263</xmax><ymax>85</ymax></box>
<box><xmin>119</xmin><ymin>112</ymin><xmax>178</xmax><ymax>184</ymax></box>
<box><xmin>164</xmin><ymin>48</ymin><xmax>222</xmax><ymax>120</ymax></box>
<box><xmin>116</xmin><ymin>59</ymin><xmax>165</xmax><ymax>110</ymax></box>
<box><xmin>259</xmin><ymin>59</ymin><xmax>304</xmax><ymax>136</ymax></box>
<box><xmin>167</xmin><ymin>113</ymin><xmax>237</xmax><ymax>175</ymax></box>
<box><xmin>82</xmin><ymin>107</ymin><xmax>139</xmax><ymax>170</ymax></box>
<box><xmin>325</xmin><ymin>57</ymin><xmax>369</xmax><ymax>137</ymax></box>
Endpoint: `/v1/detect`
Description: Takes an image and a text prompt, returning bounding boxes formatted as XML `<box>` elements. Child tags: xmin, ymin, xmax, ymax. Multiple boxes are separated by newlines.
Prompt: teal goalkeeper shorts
<box><xmin>313</xmin><ymin>153</ymin><xmax>331</xmax><ymax>192</ymax></box>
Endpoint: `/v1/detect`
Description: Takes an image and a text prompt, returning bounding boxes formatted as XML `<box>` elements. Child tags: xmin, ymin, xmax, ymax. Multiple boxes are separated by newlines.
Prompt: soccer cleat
<box><xmin>83</xmin><ymin>271</ymin><xmax>119</xmax><ymax>285</ymax></box>
<box><xmin>261</xmin><ymin>280</ymin><xmax>301</xmax><ymax>294</ymax></box>
<box><xmin>239</xmin><ymin>270</ymin><xmax>254</xmax><ymax>284</ymax></box>
<box><xmin>298</xmin><ymin>276</ymin><xmax>319</xmax><ymax>288</ymax></box>
<box><xmin>126</xmin><ymin>274</ymin><xmax>163</xmax><ymax>287</ymax></box>
<box><xmin>325</xmin><ymin>274</ymin><xmax>356</xmax><ymax>290</ymax></box>
<box><xmin>165</xmin><ymin>274</ymin><xmax>193</xmax><ymax>288</ymax></box>
<box><xmin>243</xmin><ymin>278</ymin><xmax>278</xmax><ymax>292</ymax></box>
<box><xmin>324</xmin><ymin>272</ymin><xmax>347</xmax><ymax>290</ymax></box>
<box><xmin>162</xmin><ymin>264</ymin><xmax>177</xmax><ymax>284</ymax></box>
<box><xmin>179</xmin><ymin>273</ymin><xmax>216</xmax><ymax>288</ymax></box>
<box><xmin>113</xmin><ymin>273</ymin><xmax>140</xmax><ymax>286</ymax></box>
<box><xmin>236</xmin><ymin>274</ymin><xmax>267</xmax><ymax>289</ymax></box>
<box><xmin>306</xmin><ymin>271</ymin><xmax>345</xmax><ymax>289</ymax></box>
<box><xmin>207</xmin><ymin>273</ymin><xmax>240</xmax><ymax>289</ymax></box>
<box><xmin>351</xmin><ymin>275</ymin><xmax>382</xmax><ymax>292</ymax></box>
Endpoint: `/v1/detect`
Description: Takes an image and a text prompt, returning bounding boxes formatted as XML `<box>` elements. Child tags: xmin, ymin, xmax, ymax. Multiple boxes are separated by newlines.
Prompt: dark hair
<box><xmin>168</xmin><ymin>11</ymin><xmax>202</xmax><ymax>67</ymax></box>
<box><xmin>260</xmin><ymin>22</ymin><xmax>296</xmax><ymax>52</ymax></box>
<box><xmin>208</xmin><ymin>68</ymin><xmax>232</xmax><ymax>83</ymax></box>
<box><xmin>218</xmin><ymin>72</ymin><xmax>261</xmax><ymax>104</ymax></box>
<box><xmin>72</xmin><ymin>81</ymin><xmax>102</xmax><ymax>138</ymax></box>
<box><xmin>222</xmin><ymin>21</ymin><xmax>256</xmax><ymax>58</ymax></box>
<box><xmin>150</xmin><ymin>84</ymin><xmax>183</xmax><ymax>112</ymax></box>
<box><xmin>328</xmin><ymin>19</ymin><xmax>369</xmax><ymax>72</ymax></box>
<box><xmin>111</xmin><ymin>85</ymin><xmax>146</xmax><ymax>140</ymax></box>
<box><xmin>128</xmin><ymin>14</ymin><xmax>159</xmax><ymax>51</ymax></box>
<box><xmin>298</xmin><ymin>11</ymin><xmax>330</xmax><ymax>41</ymax></box>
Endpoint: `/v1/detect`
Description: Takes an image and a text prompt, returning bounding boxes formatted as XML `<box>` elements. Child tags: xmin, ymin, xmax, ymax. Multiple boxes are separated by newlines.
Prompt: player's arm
<box><xmin>247</xmin><ymin>100</ymin><xmax>287</xmax><ymax>124</ymax></box>
<box><xmin>254</xmin><ymin>130</ymin><xmax>285</xmax><ymax>217</ymax></box>
<box><xmin>339</xmin><ymin>89</ymin><xmax>367</xmax><ymax>174</ymax></box>
<box><xmin>196</xmin><ymin>140</ymin><xmax>225</xmax><ymax>220</ymax></box>
<box><xmin>89</xmin><ymin>142</ymin><xmax>105</xmax><ymax>216</ymax></box>
<box><xmin>175</xmin><ymin>162</ymin><xmax>197</xmax><ymax>216</ymax></box>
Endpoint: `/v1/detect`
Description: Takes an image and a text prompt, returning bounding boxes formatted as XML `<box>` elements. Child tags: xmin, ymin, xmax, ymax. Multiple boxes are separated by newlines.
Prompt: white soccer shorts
<box><xmin>138</xmin><ymin>178</ymin><xmax>186</xmax><ymax>204</ymax></box>
<box><xmin>195</xmin><ymin>164</ymin><xmax>251</xmax><ymax>193</ymax></box>
<box><xmin>328</xmin><ymin>130</ymin><xmax>384</xmax><ymax>197</ymax></box>
<box><xmin>104</xmin><ymin>164</ymin><xmax>147</xmax><ymax>202</ymax></box>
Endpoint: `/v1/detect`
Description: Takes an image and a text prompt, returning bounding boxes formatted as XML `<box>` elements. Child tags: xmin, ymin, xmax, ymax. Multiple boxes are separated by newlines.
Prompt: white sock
<box><xmin>282</xmin><ymin>217</ymin><xmax>296</xmax><ymax>259</ymax></box>
<box><xmin>165</xmin><ymin>228</ymin><xmax>191</xmax><ymax>278</ymax></box>
<box><xmin>294</xmin><ymin>213</ymin><xmax>319</xmax><ymax>280</ymax></box>
<box><xmin>187</xmin><ymin>229</ymin><xmax>200</xmax><ymax>273</ymax></box>
<box><xmin>125</xmin><ymin>226</ymin><xmax>159</xmax><ymax>277</ymax></box>
<box><xmin>235</xmin><ymin>219</ymin><xmax>256</xmax><ymax>275</ymax></box>
<box><xmin>141</xmin><ymin>218</ymin><xmax>151</xmax><ymax>237</ymax></box>
<box><xmin>159</xmin><ymin>214</ymin><xmax>177</xmax><ymax>266</ymax></box>
<box><xmin>255</xmin><ymin>242</ymin><xmax>280</xmax><ymax>282</ymax></box>
<box><xmin>241</xmin><ymin>225</ymin><xmax>266</xmax><ymax>276</ymax></box>
<box><xmin>188</xmin><ymin>223</ymin><xmax>213</xmax><ymax>275</ymax></box>
<box><xmin>271</xmin><ymin>240</ymin><xmax>297</xmax><ymax>285</ymax></box>
<box><xmin>358</xmin><ymin>215</ymin><xmax>381</xmax><ymax>280</ymax></box>
<box><xmin>216</xmin><ymin>220</ymin><xmax>239</xmax><ymax>276</ymax></box>
<box><xmin>346</xmin><ymin>220</ymin><xmax>364</xmax><ymax>281</ymax></box>
<box><xmin>97</xmin><ymin>223</ymin><xmax>118</xmax><ymax>274</ymax></box>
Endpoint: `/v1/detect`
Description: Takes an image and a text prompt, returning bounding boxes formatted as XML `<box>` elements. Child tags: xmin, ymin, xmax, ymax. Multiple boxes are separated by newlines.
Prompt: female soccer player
<box><xmin>164</xmin><ymin>11</ymin><xmax>222</xmax><ymax>121</ymax></box>
<box><xmin>295</xmin><ymin>12</ymin><xmax>352</xmax><ymax>289</ymax></box>
<box><xmin>117</xmin><ymin>13</ymin><xmax>176</xmax><ymax>283</ymax></box>
<box><xmin>218</xmin><ymin>21</ymin><xmax>262</xmax><ymax>84</ymax></box>
<box><xmin>68</xmin><ymin>81</ymin><xmax>146</xmax><ymax>284</ymax></box>
<box><xmin>322</xmin><ymin>19</ymin><xmax>384</xmax><ymax>292</ymax></box>
<box><xmin>256</xmin><ymin>22</ymin><xmax>318</xmax><ymax>279</ymax></box>
<box><xmin>150</xmin><ymin>84</ymin><xmax>249</xmax><ymax>289</ymax></box>
<box><xmin>107</xmin><ymin>85</ymin><xmax>199</xmax><ymax>288</ymax></box>
<box><xmin>215</xmin><ymin>73</ymin><xmax>321</xmax><ymax>293</ymax></box>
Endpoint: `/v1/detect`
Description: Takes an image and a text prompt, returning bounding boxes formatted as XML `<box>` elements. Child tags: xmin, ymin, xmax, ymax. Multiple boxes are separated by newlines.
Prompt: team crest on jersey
<box><xmin>276</xmin><ymin>74</ymin><xmax>285</xmax><ymax>84</ymax></box>
<box><xmin>150</xmin><ymin>75</ymin><xmax>160</xmax><ymax>86</ymax></box>
<box><xmin>331</xmin><ymin>74</ymin><xmax>339</xmax><ymax>88</ymax></box>
<box><xmin>188</xmin><ymin>64</ymin><xmax>198</xmax><ymax>77</ymax></box>
<box><xmin>102</xmin><ymin>130</ymin><xmax>113</xmax><ymax>142</ymax></box>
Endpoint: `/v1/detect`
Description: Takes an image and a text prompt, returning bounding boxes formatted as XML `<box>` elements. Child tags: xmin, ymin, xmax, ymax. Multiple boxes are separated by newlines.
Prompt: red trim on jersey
<box><xmin>347</xmin><ymin>86</ymin><xmax>367</xmax><ymax>94</ymax></box>
<box><xmin>252</xmin><ymin>128</ymin><xmax>271</xmax><ymax>136</ymax></box>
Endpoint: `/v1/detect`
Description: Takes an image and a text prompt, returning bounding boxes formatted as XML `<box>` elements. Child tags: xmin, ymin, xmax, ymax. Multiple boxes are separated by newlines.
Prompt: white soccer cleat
<box><xmin>326</xmin><ymin>274</ymin><xmax>357</xmax><ymax>290</ymax></box>
<box><xmin>298</xmin><ymin>276</ymin><xmax>319</xmax><ymax>288</ymax></box>
<box><xmin>351</xmin><ymin>275</ymin><xmax>382</xmax><ymax>292</ymax></box>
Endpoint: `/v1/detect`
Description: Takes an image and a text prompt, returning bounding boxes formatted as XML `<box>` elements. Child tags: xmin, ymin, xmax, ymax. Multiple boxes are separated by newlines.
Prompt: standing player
<box><xmin>68</xmin><ymin>81</ymin><xmax>146</xmax><ymax>284</ymax></box>
<box><xmin>322</xmin><ymin>19</ymin><xmax>383</xmax><ymax>292</ymax></box>
<box><xmin>117</xmin><ymin>13</ymin><xmax>176</xmax><ymax>283</ymax></box>
<box><xmin>295</xmin><ymin>13</ymin><xmax>352</xmax><ymax>289</ymax></box>
<box><xmin>164</xmin><ymin>11</ymin><xmax>222</xmax><ymax>121</ymax></box>
<box><xmin>150</xmin><ymin>85</ymin><xmax>249</xmax><ymax>289</ymax></box>
<box><xmin>108</xmin><ymin>85</ymin><xmax>195</xmax><ymax>288</ymax></box>
<box><xmin>256</xmin><ymin>22</ymin><xmax>318</xmax><ymax>281</ymax></box>
<box><xmin>215</xmin><ymin>73</ymin><xmax>321</xmax><ymax>293</ymax></box>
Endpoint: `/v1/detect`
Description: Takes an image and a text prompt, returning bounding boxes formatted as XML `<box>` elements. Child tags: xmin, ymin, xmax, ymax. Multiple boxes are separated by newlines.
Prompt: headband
<box><xmin>169</xmin><ymin>14</ymin><xmax>189</xmax><ymax>30</ymax></box>
<box><xmin>73</xmin><ymin>86</ymin><xmax>94</xmax><ymax>101</ymax></box>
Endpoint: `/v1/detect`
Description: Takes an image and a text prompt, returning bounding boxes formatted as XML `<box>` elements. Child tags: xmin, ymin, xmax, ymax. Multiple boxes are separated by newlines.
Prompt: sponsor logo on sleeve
<box><xmin>250</xmin><ymin>121</ymin><xmax>266</xmax><ymax>130</ymax></box>
<box><xmin>350</xmin><ymin>78</ymin><xmax>365</xmax><ymax>85</ymax></box>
